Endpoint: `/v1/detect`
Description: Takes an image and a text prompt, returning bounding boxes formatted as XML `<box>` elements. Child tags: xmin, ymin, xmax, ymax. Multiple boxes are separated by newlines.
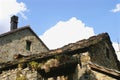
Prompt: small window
<box><xmin>26</xmin><ymin>40</ymin><xmax>31</xmax><ymax>51</ymax></box>
<box><xmin>106</xmin><ymin>48</ymin><xmax>109</xmax><ymax>59</ymax></box>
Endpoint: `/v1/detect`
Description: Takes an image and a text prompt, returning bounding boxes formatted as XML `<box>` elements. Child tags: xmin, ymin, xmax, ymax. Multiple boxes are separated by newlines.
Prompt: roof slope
<box><xmin>89</xmin><ymin>62</ymin><xmax>120</xmax><ymax>79</ymax></box>
<box><xmin>0</xmin><ymin>32</ymin><xmax>120</xmax><ymax>78</ymax></box>
<box><xmin>49</xmin><ymin>32</ymin><xmax>114</xmax><ymax>54</ymax></box>
<box><xmin>0</xmin><ymin>33</ymin><xmax>118</xmax><ymax>70</ymax></box>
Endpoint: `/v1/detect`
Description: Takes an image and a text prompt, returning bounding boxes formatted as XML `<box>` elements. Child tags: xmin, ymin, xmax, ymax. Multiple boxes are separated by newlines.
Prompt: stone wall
<box><xmin>69</xmin><ymin>51</ymin><xmax>119</xmax><ymax>80</ymax></box>
<box><xmin>0</xmin><ymin>67</ymin><xmax>75</xmax><ymax>80</ymax></box>
<box><xmin>89</xmin><ymin>41</ymin><xmax>119</xmax><ymax>70</ymax></box>
<box><xmin>0</xmin><ymin>32</ymin><xmax>119</xmax><ymax>80</ymax></box>
<box><xmin>0</xmin><ymin>68</ymin><xmax>42</xmax><ymax>80</ymax></box>
<box><xmin>0</xmin><ymin>51</ymin><xmax>119</xmax><ymax>80</ymax></box>
<box><xmin>0</xmin><ymin>28</ymin><xmax>48</xmax><ymax>62</ymax></box>
<box><xmin>73</xmin><ymin>64</ymin><xmax>117</xmax><ymax>80</ymax></box>
<box><xmin>0</xmin><ymin>64</ymin><xmax>117</xmax><ymax>80</ymax></box>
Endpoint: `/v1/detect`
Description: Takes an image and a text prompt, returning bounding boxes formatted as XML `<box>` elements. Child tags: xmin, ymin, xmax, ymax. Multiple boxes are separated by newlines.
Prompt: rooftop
<box><xmin>0</xmin><ymin>32</ymin><xmax>116</xmax><ymax>71</ymax></box>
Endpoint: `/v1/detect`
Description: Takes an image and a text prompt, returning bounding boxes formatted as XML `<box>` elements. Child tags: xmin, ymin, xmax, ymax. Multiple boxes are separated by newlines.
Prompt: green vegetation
<box><xmin>18</xmin><ymin>63</ymin><xmax>24</xmax><ymax>69</ymax></box>
<box><xmin>16</xmin><ymin>76</ymin><xmax>26</xmax><ymax>80</ymax></box>
<box><xmin>29</xmin><ymin>61</ymin><xmax>39</xmax><ymax>70</ymax></box>
<box><xmin>16</xmin><ymin>70</ymin><xmax>26</xmax><ymax>80</ymax></box>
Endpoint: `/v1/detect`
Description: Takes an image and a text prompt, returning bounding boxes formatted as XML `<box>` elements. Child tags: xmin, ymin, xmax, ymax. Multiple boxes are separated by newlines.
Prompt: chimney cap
<box><xmin>11</xmin><ymin>15</ymin><xmax>18</xmax><ymax>23</ymax></box>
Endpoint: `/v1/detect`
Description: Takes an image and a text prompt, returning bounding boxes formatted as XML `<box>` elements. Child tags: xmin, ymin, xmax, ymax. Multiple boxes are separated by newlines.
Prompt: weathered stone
<box><xmin>0</xmin><ymin>26</ymin><xmax>120</xmax><ymax>80</ymax></box>
<box><xmin>0</xmin><ymin>27</ymin><xmax>49</xmax><ymax>62</ymax></box>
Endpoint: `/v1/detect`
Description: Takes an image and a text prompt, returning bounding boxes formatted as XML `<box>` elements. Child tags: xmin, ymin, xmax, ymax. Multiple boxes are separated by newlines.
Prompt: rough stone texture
<box><xmin>88</xmin><ymin>36</ymin><xmax>119</xmax><ymax>70</ymax></box>
<box><xmin>0</xmin><ymin>68</ymin><xmax>42</xmax><ymax>80</ymax></box>
<box><xmin>0</xmin><ymin>32</ymin><xmax>120</xmax><ymax>80</ymax></box>
<box><xmin>73</xmin><ymin>64</ymin><xmax>118</xmax><ymax>80</ymax></box>
<box><xmin>91</xmin><ymin>70</ymin><xmax>116</xmax><ymax>80</ymax></box>
<box><xmin>0</xmin><ymin>27</ymin><xmax>49</xmax><ymax>62</ymax></box>
<box><xmin>0</xmin><ymin>51</ymin><xmax>119</xmax><ymax>80</ymax></box>
<box><xmin>0</xmin><ymin>64</ymin><xmax>118</xmax><ymax>80</ymax></box>
<box><xmin>48</xmin><ymin>33</ymin><xmax>119</xmax><ymax>70</ymax></box>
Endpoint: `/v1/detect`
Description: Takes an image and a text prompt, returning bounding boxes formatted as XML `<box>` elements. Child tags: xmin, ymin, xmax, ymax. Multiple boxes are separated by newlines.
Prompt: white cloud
<box><xmin>40</xmin><ymin>17</ymin><xmax>95</xmax><ymax>49</ymax></box>
<box><xmin>111</xmin><ymin>3</ymin><xmax>120</xmax><ymax>13</ymax></box>
<box><xmin>40</xmin><ymin>17</ymin><xmax>120</xmax><ymax>60</ymax></box>
<box><xmin>112</xmin><ymin>42</ymin><xmax>120</xmax><ymax>61</ymax></box>
<box><xmin>0</xmin><ymin>0</ymin><xmax>27</xmax><ymax>34</ymax></box>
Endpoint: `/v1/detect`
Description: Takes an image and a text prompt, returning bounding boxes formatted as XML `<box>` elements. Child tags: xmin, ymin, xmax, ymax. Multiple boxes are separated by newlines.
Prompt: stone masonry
<box><xmin>0</xmin><ymin>27</ymin><xmax>49</xmax><ymax>62</ymax></box>
<box><xmin>0</xmin><ymin>27</ymin><xmax>120</xmax><ymax>80</ymax></box>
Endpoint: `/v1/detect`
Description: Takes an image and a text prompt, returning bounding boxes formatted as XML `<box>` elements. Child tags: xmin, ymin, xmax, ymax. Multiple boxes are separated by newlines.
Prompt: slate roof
<box><xmin>49</xmin><ymin>32</ymin><xmax>113</xmax><ymax>54</ymax></box>
<box><xmin>89</xmin><ymin>62</ymin><xmax>120</xmax><ymax>79</ymax></box>
<box><xmin>0</xmin><ymin>32</ymin><xmax>119</xmax><ymax>78</ymax></box>
<box><xmin>0</xmin><ymin>33</ymin><xmax>116</xmax><ymax>67</ymax></box>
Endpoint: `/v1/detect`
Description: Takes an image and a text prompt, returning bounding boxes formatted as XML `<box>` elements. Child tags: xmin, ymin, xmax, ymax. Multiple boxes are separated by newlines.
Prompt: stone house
<box><xmin>0</xmin><ymin>16</ymin><xmax>120</xmax><ymax>80</ymax></box>
<box><xmin>0</xmin><ymin>15</ymin><xmax>49</xmax><ymax>62</ymax></box>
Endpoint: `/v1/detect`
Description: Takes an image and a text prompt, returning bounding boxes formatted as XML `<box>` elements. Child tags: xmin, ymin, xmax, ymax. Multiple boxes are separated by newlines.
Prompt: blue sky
<box><xmin>0</xmin><ymin>0</ymin><xmax>120</xmax><ymax>52</ymax></box>
<box><xmin>0</xmin><ymin>0</ymin><xmax>120</xmax><ymax>59</ymax></box>
<box><xmin>16</xmin><ymin>0</ymin><xmax>120</xmax><ymax>42</ymax></box>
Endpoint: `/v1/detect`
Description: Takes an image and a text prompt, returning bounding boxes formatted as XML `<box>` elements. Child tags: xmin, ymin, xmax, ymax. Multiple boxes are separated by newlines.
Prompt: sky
<box><xmin>0</xmin><ymin>0</ymin><xmax>120</xmax><ymax>60</ymax></box>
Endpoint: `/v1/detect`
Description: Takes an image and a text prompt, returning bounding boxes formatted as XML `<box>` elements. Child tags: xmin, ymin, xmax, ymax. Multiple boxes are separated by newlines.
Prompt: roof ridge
<box><xmin>0</xmin><ymin>25</ymin><xmax>30</xmax><ymax>38</ymax></box>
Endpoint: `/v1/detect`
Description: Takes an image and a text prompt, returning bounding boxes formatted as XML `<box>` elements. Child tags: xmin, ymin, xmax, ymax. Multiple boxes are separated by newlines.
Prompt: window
<box><xmin>106</xmin><ymin>48</ymin><xmax>109</xmax><ymax>59</ymax></box>
<box><xmin>26</xmin><ymin>40</ymin><xmax>31</xmax><ymax>51</ymax></box>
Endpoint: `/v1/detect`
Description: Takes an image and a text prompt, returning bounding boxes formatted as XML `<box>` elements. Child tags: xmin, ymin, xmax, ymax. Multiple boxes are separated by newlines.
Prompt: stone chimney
<box><xmin>10</xmin><ymin>15</ymin><xmax>18</xmax><ymax>31</ymax></box>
